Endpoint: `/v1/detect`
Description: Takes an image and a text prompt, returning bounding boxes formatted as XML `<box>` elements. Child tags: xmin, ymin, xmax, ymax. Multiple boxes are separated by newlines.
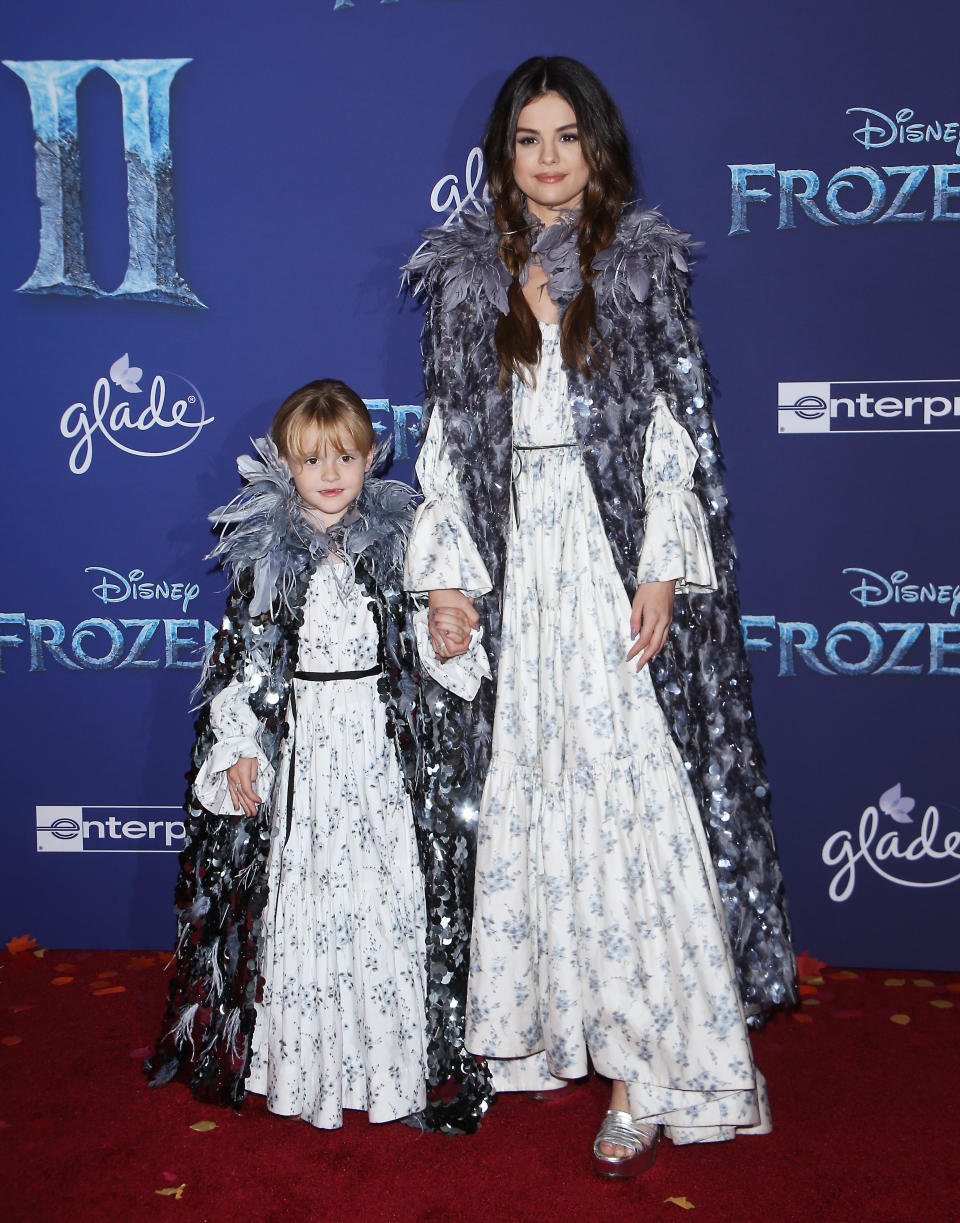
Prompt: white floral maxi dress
<box><xmin>405</xmin><ymin>323</ymin><xmax>770</xmax><ymax>1144</ymax></box>
<box><xmin>193</xmin><ymin>563</ymin><xmax>429</xmax><ymax>1128</ymax></box>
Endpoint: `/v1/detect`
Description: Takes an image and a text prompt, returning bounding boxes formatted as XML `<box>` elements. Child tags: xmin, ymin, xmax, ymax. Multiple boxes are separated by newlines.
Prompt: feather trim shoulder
<box><xmin>208</xmin><ymin>435</ymin><xmax>417</xmax><ymax>617</ymax></box>
<box><xmin>592</xmin><ymin>208</ymin><xmax>693</xmax><ymax>313</ymax></box>
<box><xmin>403</xmin><ymin>210</ymin><xmax>510</xmax><ymax>316</ymax></box>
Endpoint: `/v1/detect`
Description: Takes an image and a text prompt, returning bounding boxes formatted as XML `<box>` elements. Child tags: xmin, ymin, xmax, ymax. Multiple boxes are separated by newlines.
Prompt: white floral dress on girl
<box><xmin>193</xmin><ymin>562</ymin><xmax>428</xmax><ymax>1129</ymax></box>
<box><xmin>405</xmin><ymin>322</ymin><xmax>771</xmax><ymax>1144</ymax></box>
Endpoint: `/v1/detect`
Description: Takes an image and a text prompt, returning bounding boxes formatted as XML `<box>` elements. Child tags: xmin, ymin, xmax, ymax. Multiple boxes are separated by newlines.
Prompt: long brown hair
<box><xmin>483</xmin><ymin>57</ymin><xmax>634</xmax><ymax>387</ymax></box>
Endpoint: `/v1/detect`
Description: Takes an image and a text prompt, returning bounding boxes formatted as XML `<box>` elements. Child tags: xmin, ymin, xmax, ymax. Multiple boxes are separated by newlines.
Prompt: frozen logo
<box><xmin>742</xmin><ymin>564</ymin><xmax>960</xmax><ymax>677</ymax></box>
<box><xmin>86</xmin><ymin>566</ymin><xmax>201</xmax><ymax>614</ymax></box>
<box><xmin>849</xmin><ymin>107</ymin><xmax>960</xmax><ymax>156</ymax></box>
<box><xmin>729</xmin><ymin>103</ymin><xmax>960</xmax><ymax>234</ymax></box>
<box><xmin>430</xmin><ymin>147</ymin><xmax>491</xmax><ymax>226</ymax></box>
<box><xmin>60</xmin><ymin>354</ymin><xmax>214</xmax><ymax>475</ymax></box>
<box><xmin>822</xmin><ymin>784</ymin><xmax>960</xmax><ymax>901</ymax></box>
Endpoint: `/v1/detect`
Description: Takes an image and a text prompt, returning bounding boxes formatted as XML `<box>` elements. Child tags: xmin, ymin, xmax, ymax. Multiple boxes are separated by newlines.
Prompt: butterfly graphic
<box><xmin>878</xmin><ymin>783</ymin><xmax>915</xmax><ymax>824</ymax></box>
<box><xmin>109</xmin><ymin>353</ymin><xmax>143</xmax><ymax>394</ymax></box>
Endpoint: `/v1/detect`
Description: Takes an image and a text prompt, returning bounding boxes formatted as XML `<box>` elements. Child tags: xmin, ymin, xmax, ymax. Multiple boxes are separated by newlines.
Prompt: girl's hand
<box><xmin>626</xmin><ymin>580</ymin><xmax>676</xmax><ymax>670</ymax></box>
<box><xmin>226</xmin><ymin>756</ymin><xmax>261</xmax><ymax>817</ymax></box>
<box><xmin>428</xmin><ymin>589</ymin><xmax>479</xmax><ymax>661</ymax></box>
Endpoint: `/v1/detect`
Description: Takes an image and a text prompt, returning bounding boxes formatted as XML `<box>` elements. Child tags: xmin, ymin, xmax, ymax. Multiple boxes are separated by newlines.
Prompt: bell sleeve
<box><xmin>404</xmin><ymin>407</ymin><xmax>492</xmax><ymax>699</ymax></box>
<box><xmin>192</xmin><ymin>679</ymin><xmax>275</xmax><ymax>815</ymax></box>
<box><xmin>636</xmin><ymin>398</ymin><xmax>717</xmax><ymax>594</ymax></box>
<box><xmin>404</xmin><ymin>407</ymin><xmax>493</xmax><ymax>598</ymax></box>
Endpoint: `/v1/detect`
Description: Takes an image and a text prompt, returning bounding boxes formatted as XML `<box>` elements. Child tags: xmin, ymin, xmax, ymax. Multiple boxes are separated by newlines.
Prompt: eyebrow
<box><xmin>516</xmin><ymin>122</ymin><xmax>579</xmax><ymax>134</ymax></box>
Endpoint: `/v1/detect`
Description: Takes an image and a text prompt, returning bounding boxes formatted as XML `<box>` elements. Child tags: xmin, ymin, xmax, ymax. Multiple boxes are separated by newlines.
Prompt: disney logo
<box><xmin>844</xmin><ymin>568</ymin><xmax>960</xmax><ymax>617</ymax></box>
<box><xmin>430</xmin><ymin>146</ymin><xmax>491</xmax><ymax>227</ymax></box>
<box><xmin>60</xmin><ymin>355</ymin><xmax>214</xmax><ymax>474</ymax></box>
<box><xmin>86</xmin><ymin>566</ymin><xmax>200</xmax><ymax>613</ymax></box>
<box><xmin>848</xmin><ymin>107</ymin><xmax>960</xmax><ymax>155</ymax></box>
<box><xmin>822</xmin><ymin>784</ymin><xmax>960</xmax><ymax>901</ymax></box>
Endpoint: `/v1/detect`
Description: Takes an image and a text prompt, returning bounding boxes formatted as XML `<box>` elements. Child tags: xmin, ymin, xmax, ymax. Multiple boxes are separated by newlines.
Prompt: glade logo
<box><xmin>743</xmin><ymin>565</ymin><xmax>960</xmax><ymax>678</ymax></box>
<box><xmin>430</xmin><ymin>146</ymin><xmax>491</xmax><ymax>226</ymax></box>
<box><xmin>778</xmin><ymin>380</ymin><xmax>960</xmax><ymax>434</ymax></box>
<box><xmin>60</xmin><ymin>354</ymin><xmax>214</xmax><ymax>474</ymax></box>
<box><xmin>729</xmin><ymin>104</ymin><xmax>960</xmax><ymax>234</ymax></box>
<box><xmin>87</xmin><ymin>565</ymin><xmax>200</xmax><ymax>614</ymax></box>
<box><xmin>822</xmin><ymin>784</ymin><xmax>960</xmax><ymax>901</ymax></box>
<box><xmin>36</xmin><ymin>805</ymin><xmax>185</xmax><ymax>853</ymax></box>
<box><xmin>849</xmin><ymin>107</ymin><xmax>960</xmax><ymax>156</ymax></box>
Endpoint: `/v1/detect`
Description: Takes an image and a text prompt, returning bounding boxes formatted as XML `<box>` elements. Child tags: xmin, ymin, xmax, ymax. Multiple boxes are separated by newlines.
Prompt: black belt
<box><xmin>273</xmin><ymin>663</ymin><xmax>383</xmax><ymax>925</ymax></box>
<box><xmin>511</xmin><ymin>442</ymin><xmax>580</xmax><ymax>527</ymax></box>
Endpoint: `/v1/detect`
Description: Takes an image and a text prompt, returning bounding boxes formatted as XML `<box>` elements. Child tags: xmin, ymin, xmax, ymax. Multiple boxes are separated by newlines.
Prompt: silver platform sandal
<box><xmin>592</xmin><ymin>1109</ymin><xmax>660</xmax><ymax>1178</ymax></box>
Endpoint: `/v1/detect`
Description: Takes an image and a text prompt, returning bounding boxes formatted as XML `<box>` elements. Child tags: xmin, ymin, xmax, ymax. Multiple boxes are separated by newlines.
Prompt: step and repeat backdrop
<box><xmin>1</xmin><ymin>0</ymin><xmax>957</xmax><ymax>963</ymax></box>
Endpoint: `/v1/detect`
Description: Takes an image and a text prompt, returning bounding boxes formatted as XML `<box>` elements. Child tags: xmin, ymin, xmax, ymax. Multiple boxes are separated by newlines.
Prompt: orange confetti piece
<box><xmin>792</xmin><ymin>1013</ymin><xmax>814</xmax><ymax>1023</ymax></box>
<box><xmin>890</xmin><ymin>1014</ymin><xmax>911</xmax><ymax>1025</ymax></box>
<box><xmin>128</xmin><ymin>955</ymin><xmax>159</xmax><ymax>970</ymax></box>
<box><xmin>664</xmin><ymin>1196</ymin><xmax>696</xmax><ymax>1210</ymax></box>
<box><xmin>829</xmin><ymin>971</ymin><xmax>859</xmax><ymax>980</ymax></box>
<box><xmin>2</xmin><ymin>1036</ymin><xmax>23</xmax><ymax>1046</ymax></box>
<box><xmin>5</xmin><ymin>935</ymin><xmax>38</xmax><ymax>956</ymax></box>
<box><xmin>189</xmin><ymin>1120</ymin><xmax>217</xmax><ymax>1132</ymax></box>
<box><xmin>155</xmin><ymin>1184</ymin><xmax>186</xmax><ymax>1199</ymax></box>
<box><xmin>794</xmin><ymin>950</ymin><xmax>826</xmax><ymax>978</ymax></box>
<box><xmin>798</xmin><ymin>984</ymin><xmax>818</xmax><ymax>997</ymax></box>
<box><xmin>97</xmin><ymin>970</ymin><xmax>119</xmax><ymax>979</ymax></box>
<box><xmin>947</xmin><ymin>983</ymin><xmax>960</xmax><ymax>993</ymax></box>
<box><xmin>32</xmin><ymin>948</ymin><xmax>47</xmax><ymax>959</ymax></box>
<box><xmin>54</xmin><ymin>962</ymin><xmax>74</xmax><ymax>972</ymax></box>
<box><xmin>802</xmin><ymin>998</ymin><xmax>820</xmax><ymax>1006</ymax></box>
<box><xmin>51</xmin><ymin>977</ymin><xmax>74</xmax><ymax>986</ymax></box>
<box><xmin>91</xmin><ymin>985</ymin><xmax>126</xmax><ymax>996</ymax></box>
<box><xmin>801</xmin><ymin>975</ymin><xmax>825</xmax><ymax>985</ymax></box>
<box><xmin>884</xmin><ymin>978</ymin><xmax>906</xmax><ymax>987</ymax></box>
<box><xmin>930</xmin><ymin>1000</ymin><xmax>954</xmax><ymax>1010</ymax></box>
<box><xmin>913</xmin><ymin>979</ymin><xmax>934</xmax><ymax>988</ymax></box>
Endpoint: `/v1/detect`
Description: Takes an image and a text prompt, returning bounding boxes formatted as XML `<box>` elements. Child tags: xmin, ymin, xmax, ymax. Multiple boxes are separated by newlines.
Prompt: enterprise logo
<box><xmin>36</xmin><ymin>805</ymin><xmax>185</xmax><ymax>853</ymax></box>
<box><xmin>778</xmin><ymin>380</ymin><xmax>960</xmax><ymax>433</ymax></box>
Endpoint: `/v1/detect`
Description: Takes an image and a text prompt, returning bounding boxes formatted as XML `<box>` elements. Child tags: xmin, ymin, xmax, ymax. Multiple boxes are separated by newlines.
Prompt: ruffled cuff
<box><xmin>403</xmin><ymin>497</ymin><xmax>493</xmax><ymax>597</ymax></box>
<box><xmin>193</xmin><ymin>738</ymin><xmax>275</xmax><ymax>815</ymax></box>
<box><xmin>637</xmin><ymin>490</ymin><xmax>717</xmax><ymax>593</ymax></box>
<box><xmin>413</xmin><ymin>609</ymin><xmax>491</xmax><ymax>700</ymax></box>
<box><xmin>192</xmin><ymin>681</ymin><xmax>275</xmax><ymax>814</ymax></box>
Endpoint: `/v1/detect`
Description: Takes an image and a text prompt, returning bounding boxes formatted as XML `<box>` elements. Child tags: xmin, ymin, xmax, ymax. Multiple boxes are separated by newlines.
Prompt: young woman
<box><xmin>404</xmin><ymin>57</ymin><xmax>796</xmax><ymax>1175</ymax></box>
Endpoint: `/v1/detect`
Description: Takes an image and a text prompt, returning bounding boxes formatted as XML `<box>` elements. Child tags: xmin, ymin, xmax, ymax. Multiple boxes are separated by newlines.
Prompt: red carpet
<box><xmin>2</xmin><ymin>940</ymin><xmax>957</xmax><ymax>1223</ymax></box>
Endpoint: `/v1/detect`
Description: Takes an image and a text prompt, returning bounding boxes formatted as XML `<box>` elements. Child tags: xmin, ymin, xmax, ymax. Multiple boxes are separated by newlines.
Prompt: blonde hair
<box><xmin>271</xmin><ymin>379</ymin><xmax>375</xmax><ymax>463</ymax></box>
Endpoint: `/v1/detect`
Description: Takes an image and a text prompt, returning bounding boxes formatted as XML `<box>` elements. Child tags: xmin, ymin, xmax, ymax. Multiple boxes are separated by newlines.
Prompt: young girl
<box><xmin>404</xmin><ymin>58</ymin><xmax>797</xmax><ymax>1174</ymax></box>
<box><xmin>148</xmin><ymin>379</ymin><xmax>490</xmax><ymax>1132</ymax></box>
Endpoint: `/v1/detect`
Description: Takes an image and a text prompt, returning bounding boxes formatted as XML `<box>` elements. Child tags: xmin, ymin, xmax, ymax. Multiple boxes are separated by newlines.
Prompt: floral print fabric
<box><xmin>194</xmin><ymin>563</ymin><xmax>428</xmax><ymax>1128</ymax></box>
<box><xmin>406</xmin><ymin>324</ymin><xmax>769</xmax><ymax>1143</ymax></box>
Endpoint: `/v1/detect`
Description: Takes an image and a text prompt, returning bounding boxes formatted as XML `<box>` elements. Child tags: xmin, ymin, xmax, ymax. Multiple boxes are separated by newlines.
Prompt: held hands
<box><xmin>626</xmin><ymin>580</ymin><xmax>676</xmax><ymax>671</ymax></box>
<box><xmin>226</xmin><ymin>756</ymin><xmax>261</xmax><ymax>817</ymax></box>
<box><xmin>428</xmin><ymin>589</ymin><xmax>479</xmax><ymax>661</ymax></box>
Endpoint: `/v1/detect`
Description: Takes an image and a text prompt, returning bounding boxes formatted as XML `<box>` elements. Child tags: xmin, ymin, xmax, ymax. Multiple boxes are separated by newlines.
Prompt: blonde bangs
<box><xmin>284</xmin><ymin>412</ymin><xmax>371</xmax><ymax>464</ymax></box>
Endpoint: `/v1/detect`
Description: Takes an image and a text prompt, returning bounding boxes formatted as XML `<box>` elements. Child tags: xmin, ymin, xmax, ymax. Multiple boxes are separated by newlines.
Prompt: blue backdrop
<box><xmin>2</xmin><ymin>0</ymin><xmax>958</xmax><ymax>965</ymax></box>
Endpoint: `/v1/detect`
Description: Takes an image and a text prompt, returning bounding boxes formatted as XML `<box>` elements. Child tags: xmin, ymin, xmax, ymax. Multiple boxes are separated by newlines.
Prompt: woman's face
<box><xmin>512</xmin><ymin>91</ymin><xmax>589</xmax><ymax>224</ymax></box>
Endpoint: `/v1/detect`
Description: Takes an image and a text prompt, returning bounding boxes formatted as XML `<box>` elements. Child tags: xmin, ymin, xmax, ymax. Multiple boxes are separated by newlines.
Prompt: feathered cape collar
<box><xmin>404</xmin><ymin>205</ymin><xmax>692</xmax><ymax>319</ymax></box>
<box><xmin>209</xmin><ymin>435</ymin><xmax>415</xmax><ymax>617</ymax></box>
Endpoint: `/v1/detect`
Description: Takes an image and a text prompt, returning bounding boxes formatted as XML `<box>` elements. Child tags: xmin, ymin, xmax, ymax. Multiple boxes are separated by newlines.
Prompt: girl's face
<box><xmin>512</xmin><ymin>91</ymin><xmax>589</xmax><ymax>224</ymax></box>
<box><xmin>291</xmin><ymin>426</ymin><xmax>374</xmax><ymax>528</ymax></box>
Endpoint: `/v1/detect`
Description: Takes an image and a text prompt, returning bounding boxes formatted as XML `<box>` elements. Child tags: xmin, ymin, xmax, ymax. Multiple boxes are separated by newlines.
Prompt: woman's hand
<box><xmin>428</xmin><ymin>589</ymin><xmax>479</xmax><ymax>661</ymax></box>
<box><xmin>226</xmin><ymin>756</ymin><xmax>261</xmax><ymax>817</ymax></box>
<box><xmin>626</xmin><ymin>580</ymin><xmax>676</xmax><ymax>670</ymax></box>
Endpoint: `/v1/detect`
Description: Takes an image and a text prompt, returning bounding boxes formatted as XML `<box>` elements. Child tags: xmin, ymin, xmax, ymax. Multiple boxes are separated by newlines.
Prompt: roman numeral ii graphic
<box><xmin>3</xmin><ymin>58</ymin><xmax>205</xmax><ymax>307</ymax></box>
